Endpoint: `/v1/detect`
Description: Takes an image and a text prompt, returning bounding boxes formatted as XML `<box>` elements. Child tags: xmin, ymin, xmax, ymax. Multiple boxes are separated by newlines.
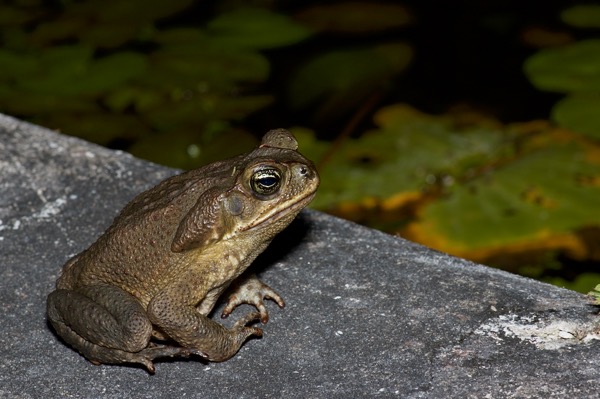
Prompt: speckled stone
<box><xmin>1</xmin><ymin>114</ymin><xmax>599</xmax><ymax>399</ymax></box>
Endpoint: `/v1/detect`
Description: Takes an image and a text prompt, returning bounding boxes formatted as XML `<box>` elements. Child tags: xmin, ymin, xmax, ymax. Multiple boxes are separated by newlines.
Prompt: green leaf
<box><xmin>58</xmin><ymin>0</ymin><xmax>193</xmax><ymax>23</ymax></box>
<box><xmin>85</xmin><ymin>52</ymin><xmax>148</xmax><ymax>93</ymax></box>
<box><xmin>15</xmin><ymin>46</ymin><xmax>92</xmax><ymax>95</ymax></box>
<box><xmin>78</xmin><ymin>24</ymin><xmax>143</xmax><ymax>48</ymax></box>
<box><xmin>561</xmin><ymin>5</ymin><xmax>600</xmax><ymax>28</ymax></box>
<box><xmin>544</xmin><ymin>273</ymin><xmax>600</xmax><ymax>294</ymax></box>
<box><xmin>139</xmin><ymin>94</ymin><xmax>272</xmax><ymax>132</ymax></box>
<box><xmin>306</xmin><ymin>104</ymin><xmax>510</xmax><ymax>209</ymax></box>
<box><xmin>154</xmin><ymin>28</ymin><xmax>207</xmax><ymax>44</ymax></box>
<box><xmin>30</xmin><ymin>0</ymin><xmax>195</xmax><ymax>47</ymax></box>
<box><xmin>210</xmin><ymin>95</ymin><xmax>274</xmax><ymax>120</ymax></box>
<box><xmin>290</xmin><ymin>127</ymin><xmax>330</xmax><ymax>162</ymax></box>
<box><xmin>409</xmin><ymin>141</ymin><xmax>600</xmax><ymax>251</ymax></box>
<box><xmin>0</xmin><ymin>5</ymin><xmax>39</xmax><ymax>26</ymax></box>
<box><xmin>103</xmin><ymin>86</ymin><xmax>164</xmax><ymax>112</ymax></box>
<box><xmin>0</xmin><ymin>49</ymin><xmax>38</xmax><ymax>79</ymax></box>
<box><xmin>148</xmin><ymin>44</ymin><xmax>270</xmax><ymax>89</ymax></box>
<box><xmin>0</xmin><ymin>87</ymin><xmax>99</xmax><ymax>115</ymax></box>
<box><xmin>129</xmin><ymin>129</ymin><xmax>257</xmax><ymax>170</ymax></box>
<box><xmin>295</xmin><ymin>2</ymin><xmax>411</xmax><ymax>33</ymax></box>
<box><xmin>288</xmin><ymin>43</ymin><xmax>412</xmax><ymax>117</ymax></box>
<box><xmin>30</xmin><ymin>16</ymin><xmax>88</xmax><ymax>45</ymax></box>
<box><xmin>589</xmin><ymin>283</ymin><xmax>600</xmax><ymax>303</ymax></box>
<box><xmin>44</xmin><ymin>112</ymin><xmax>147</xmax><ymax>145</ymax></box>
<box><xmin>17</xmin><ymin>49</ymin><xmax>147</xmax><ymax>96</ymax></box>
<box><xmin>207</xmin><ymin>8</ymin><xmax>313</xmax><ymax>49</ymax></box>
<box><xmin>552</xmin><ymin>94</ymin><xmax>600</xmax><ymax>140</ymax></box>
<box><xmin>524</xmin><ymin>39</ymin><xmax>600</xmax><ymax>93</ymax></box>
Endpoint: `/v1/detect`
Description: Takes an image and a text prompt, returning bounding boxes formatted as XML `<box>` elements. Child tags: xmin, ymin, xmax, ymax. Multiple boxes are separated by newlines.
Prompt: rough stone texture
<box><xmin>1</xmin><ymin>113</ymin><xmax>599</xmax><ymax>398</ymax></box>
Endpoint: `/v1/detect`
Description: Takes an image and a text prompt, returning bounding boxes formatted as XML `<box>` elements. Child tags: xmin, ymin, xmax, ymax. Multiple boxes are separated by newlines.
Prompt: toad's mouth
<box><xmin>241</xmin><ymin>191</ymin><xmax>317</xmax><ymax>232</ymax></box>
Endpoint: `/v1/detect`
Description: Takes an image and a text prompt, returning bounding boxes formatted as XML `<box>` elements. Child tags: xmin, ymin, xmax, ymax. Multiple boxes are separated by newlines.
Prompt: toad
<box><xmin>47</xmin><ymin>129</ymin><xmax>319</xmax><ymax>373</ymax></box>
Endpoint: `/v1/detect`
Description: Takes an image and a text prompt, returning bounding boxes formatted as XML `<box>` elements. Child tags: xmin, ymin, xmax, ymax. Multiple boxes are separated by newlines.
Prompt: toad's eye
<box><xmin>251</xmin><ymin>168</ymin><xmax>282</xmax><ymax>196</ymax></box>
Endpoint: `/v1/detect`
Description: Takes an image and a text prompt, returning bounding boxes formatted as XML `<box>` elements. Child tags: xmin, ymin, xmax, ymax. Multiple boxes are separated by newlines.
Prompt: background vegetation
<box><xmin>1</xmin><ymin>0</ymin><xmax>598</xmax><ymax>292</ymax></box>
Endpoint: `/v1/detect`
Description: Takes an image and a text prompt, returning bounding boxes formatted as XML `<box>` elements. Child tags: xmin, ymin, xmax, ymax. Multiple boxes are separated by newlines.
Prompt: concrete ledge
<box><xmin>1</xmin><ymin>114</ymin><xmax>599</xmax><ymax>398</ymax></box>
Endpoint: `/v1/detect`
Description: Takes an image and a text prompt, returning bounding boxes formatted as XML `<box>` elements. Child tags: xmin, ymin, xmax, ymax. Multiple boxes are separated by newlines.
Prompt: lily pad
<box><xmin>207</xmin><ymin>8</ymin><xmax>313</xmax><ymax>49</ymax></box>
<box><xmin>589</xmin><ymin>283</ymin><xmax>600</xmax><ymax>304</ymax></box>
<box><xmin>44</xmin><ymin>112</ymin><xmax>147</xmax><ymax>145</ymax></box>
<box><xmin>9</xmin><ymin>47</ymin><xmax>147</xmax><ymax>96</ymax></box>
<box><xmin>561</xmin><ymin>5</ymin><xmax>600</xmax><ymax>28</ymax></box>
<box><xmin>0</xmin><ymin>5</ymin><xmax>40</xmax><ymax>27</ymax></box>
<box><xmin>29</xmin><ymin>0</ymin><xmax>195</xmax><ymax>47</ymax></box>
<box><xmin>78</xmin><ymin>24</ymin><xmax>144</xmax><ymax>48</ymax></box>
<box><xmin>148</xmin><ymin>44</ymin><xmax>270</xmax><ymax>88</ymax></box>
<box><xmin>30</xmin><ymin>16</ymin><xmax>89</xmax><ymax>45</ymax></box>
<box><xmin>0</xmin><ymin>48</ymin><xmax>41</xmax><ymax>79</ymax></box>
<box><xmin>85</xmin><ymin>0</ymin><xmax>194</xmax><ymax>23</ymax></box>
<box><xmin>524</xmin><ymin>39</ymin><xmax>600</xmax><ymax>93</ymax></box>
<box><xmin>295</xmin><ymin>2</ymin><xmax>411</xmax><ymax>34</ymax></box>
<box><xmin>404</xmin><ymin>138</ymin><xmax>600</xmax><ymax>260</ymax></box>
<box><xmin>552</xmin><ymin>94</ymin><xmax>600</xmax><ymax>140</ymax></box>
<box><xmin>129</xmin><ymin>128</ymin><xmax>257</xmax><ymax>170</ymax></box>
<box><xmin>288</xmin><ymin>43</ymin><xmax>412</xmax><ymax>118</ymax></box>
<box><xmin>103</xmin><ymin>86</ymin><xmax>164</xmax><ymax>113</ymax></box>
<box><xmin>305</xmin><ymin>104</ymin><xmax>511</xmax><ymax>211</ymax></box>
<box><xmin>139</xmin><ymin>94</ymin><xmax>272</xmax><ymax>133</ymax></box>
<box><xmin>0</xmin><ymin>88</ymin><xmax>98</xmax><ymax>115</ymax></box>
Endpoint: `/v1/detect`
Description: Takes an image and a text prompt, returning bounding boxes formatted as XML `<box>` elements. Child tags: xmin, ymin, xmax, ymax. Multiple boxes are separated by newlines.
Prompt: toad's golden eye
<box><xmin>251</xmin><ymin>168</ymin><xmax>282</xmax><ymax>196</ymax></box>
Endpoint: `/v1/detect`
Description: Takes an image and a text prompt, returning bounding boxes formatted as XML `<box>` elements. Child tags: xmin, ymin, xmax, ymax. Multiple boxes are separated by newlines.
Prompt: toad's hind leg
<box><xmin>47</xmin><ymin>284</ymin><xmax>189</xmax><ymax>373</ymax></box>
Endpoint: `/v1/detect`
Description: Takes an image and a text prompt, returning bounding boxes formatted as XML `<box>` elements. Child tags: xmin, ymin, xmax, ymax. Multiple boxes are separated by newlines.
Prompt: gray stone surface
<box><xmin>1</xmin><ymin>113</ymin><xmax>600</xmax><ymax>398</ymax></box>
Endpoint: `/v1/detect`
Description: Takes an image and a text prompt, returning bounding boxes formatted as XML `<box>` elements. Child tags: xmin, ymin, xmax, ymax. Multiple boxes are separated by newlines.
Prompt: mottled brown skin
<box><xmin>47</xmin><ymin>129</ymin><xmax>319</xmax><ymax>373</ymax></box>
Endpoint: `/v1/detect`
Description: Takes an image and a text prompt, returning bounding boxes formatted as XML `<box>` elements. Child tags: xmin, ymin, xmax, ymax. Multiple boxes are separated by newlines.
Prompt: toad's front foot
<box><xmin>199</xmin><ymin>311</ymin><xmax>263</xmax><ymax>362</ymax></box>
<box><xmin>222</xmin><ymin>275</ymin><xmax>285</xmax><ymax>324</ymax></box>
